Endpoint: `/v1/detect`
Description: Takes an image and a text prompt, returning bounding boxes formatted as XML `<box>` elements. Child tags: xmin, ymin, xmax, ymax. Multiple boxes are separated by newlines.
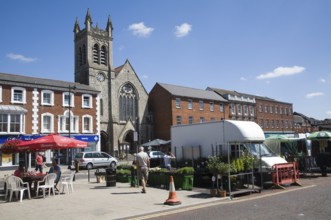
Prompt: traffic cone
<box><xmin>164</xmin><ymin>175</ymin><xmax>181</xmax><ymax>206</ymax></box>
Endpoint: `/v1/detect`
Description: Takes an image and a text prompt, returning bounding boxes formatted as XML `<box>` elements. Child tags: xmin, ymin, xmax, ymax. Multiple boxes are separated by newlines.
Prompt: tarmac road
<box><xmin>0</xmin><ymin>165</ymin><xmax>329</xmax><ymax>220</ymax></box>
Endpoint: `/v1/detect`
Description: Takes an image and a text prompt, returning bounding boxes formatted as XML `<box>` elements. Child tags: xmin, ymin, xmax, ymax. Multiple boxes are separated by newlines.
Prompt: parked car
<box><xmin>148</xmin><ymin>151</ymin><xmax>166</xmax><ymax>159</ymax></box>
<box><xmin>74</xmin><ymin>151</ymin><xmax>117</xmax><ymax>170</ymax></box>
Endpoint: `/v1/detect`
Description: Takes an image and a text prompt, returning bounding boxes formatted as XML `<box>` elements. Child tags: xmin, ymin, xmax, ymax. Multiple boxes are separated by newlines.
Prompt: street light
<box><xmin>67</xmin><ymin>84</ymin><xmax>76</xmax><ymax>169</ymax></box>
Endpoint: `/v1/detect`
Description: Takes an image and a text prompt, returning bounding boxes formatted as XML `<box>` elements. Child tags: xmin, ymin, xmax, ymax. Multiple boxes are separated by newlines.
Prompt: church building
<box><xmin>73</xmin><ymin>9</ymin><xmax>152</xmax><ymax>157</ymax></box>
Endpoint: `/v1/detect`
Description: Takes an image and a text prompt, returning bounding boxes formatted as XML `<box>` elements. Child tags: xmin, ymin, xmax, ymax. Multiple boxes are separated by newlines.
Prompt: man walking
<box><xmin>135</xmin><ymin>146</ymin><xmax>150</xmax><ymax>193</ymax></box>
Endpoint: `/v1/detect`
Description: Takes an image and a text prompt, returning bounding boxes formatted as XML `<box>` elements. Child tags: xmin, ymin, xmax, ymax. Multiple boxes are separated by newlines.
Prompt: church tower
<box><xmin>74</xmin><ymin>9</ymin><xmax>151</xmax><ymax>156</ymax></box>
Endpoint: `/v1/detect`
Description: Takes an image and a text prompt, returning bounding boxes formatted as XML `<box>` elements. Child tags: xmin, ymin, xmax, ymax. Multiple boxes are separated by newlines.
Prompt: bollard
<box><xmin>130</xmin><ymin>165</ymin><xmax>137</xmax><ymax>187</ymax></box>
<box><xmin>75</xmin><ymin>160</ymin><xmax>79</xmax><ymax>173</ymax></box>
<box><xmin>88</xmin><ymin>168</ymin><xmax>90</xmax><ymax>182</ymax></box>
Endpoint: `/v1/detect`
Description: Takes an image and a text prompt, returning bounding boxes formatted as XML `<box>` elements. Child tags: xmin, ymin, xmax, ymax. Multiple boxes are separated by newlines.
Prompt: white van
<box><xmin>171</xmin><ymin>120</ymin><xmax>287</xmax><ymax>173</ymax></box>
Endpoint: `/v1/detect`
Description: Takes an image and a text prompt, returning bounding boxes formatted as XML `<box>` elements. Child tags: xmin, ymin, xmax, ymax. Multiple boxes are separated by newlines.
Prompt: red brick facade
<box><xmin>148</xmin><ymin>84</ymin><xmax>229</xmax><ymax>140</ymax></box>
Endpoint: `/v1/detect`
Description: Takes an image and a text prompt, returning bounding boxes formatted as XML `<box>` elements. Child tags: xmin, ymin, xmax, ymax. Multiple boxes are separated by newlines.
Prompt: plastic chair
<box><xmin>60</xmin><ymin>172</ymin><xmax>75</xmax><ymax>194</ymax></box>
<box><xmin>36</xmin><ymin>173</ymin><xmax>57</xmax><ymax>198</ymax></box>
<box><xmin>0</xmin><ymin>175</ymin><xmax>9</xmax><ymax>199</ymax></box>
<box><xmin>6</xmin><ymin>176</ymin><xmax>31</xmax><ymax>202</ymax></box>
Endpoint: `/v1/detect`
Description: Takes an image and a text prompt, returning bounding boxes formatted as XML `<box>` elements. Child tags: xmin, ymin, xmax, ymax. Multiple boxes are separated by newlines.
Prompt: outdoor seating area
<box><xmin>0</xmin><ymin>133</ymin><xmax>86</xmax><ymax>202</ymax></box>
<box><xmin>0</xmin><ymin>170</ymin><xmax>76</xmax><ymax>203</ymax></box>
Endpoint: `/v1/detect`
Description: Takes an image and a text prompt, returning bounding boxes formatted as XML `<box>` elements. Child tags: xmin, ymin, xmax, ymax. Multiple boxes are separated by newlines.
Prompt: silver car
<box><xmin>74</xmin><ymin>151</ymin><xmax>117</xmax><ymax>170</ymax></box>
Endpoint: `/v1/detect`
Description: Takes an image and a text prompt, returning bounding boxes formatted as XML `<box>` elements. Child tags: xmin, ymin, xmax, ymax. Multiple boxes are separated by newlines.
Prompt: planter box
<box><xmin>116</xmin><ymin>174</ymin><xmax>130</xmax><ymax>183</ymax></box>
<box><xmin>148</xmin><ymin>173</ymin><xmax>194</xmax><ymax>190</ymax></box>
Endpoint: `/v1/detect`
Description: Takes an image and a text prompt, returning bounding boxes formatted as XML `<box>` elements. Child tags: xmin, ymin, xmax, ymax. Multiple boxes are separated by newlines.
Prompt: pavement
<box><xmin>0</xmin><ymin>163</ymin><xmax>321</xmax><ymax>220</ymax></box>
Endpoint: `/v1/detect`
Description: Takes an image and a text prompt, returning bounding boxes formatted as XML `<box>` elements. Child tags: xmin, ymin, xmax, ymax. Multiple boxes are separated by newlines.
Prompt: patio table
<box><xmin>22</xmin><ymin>174</ymin><xmax>46</xmax><ymax>196</ymax></box>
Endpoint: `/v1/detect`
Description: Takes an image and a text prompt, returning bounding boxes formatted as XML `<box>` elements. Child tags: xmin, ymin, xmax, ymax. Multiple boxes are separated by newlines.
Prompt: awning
<box><xmin>0</xmin><ymin>105</ymin><xmax>27</xmax><ymax>113</ymax></box>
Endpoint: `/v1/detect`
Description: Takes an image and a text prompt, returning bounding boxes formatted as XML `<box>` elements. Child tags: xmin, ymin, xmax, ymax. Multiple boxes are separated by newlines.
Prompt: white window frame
<box><xmin>175</xmin><ymin>98</ymin><xmax>181</xmax><ymax>108</ymax></box>
<box><xmin>210</xmin><ymin>102</ymin><xmax>214</xmax><ymax>112</ymax></box>
<box><xmin>0</xmin><ymin>113</ymin><xmax>25</xmax><ymax>134</ymax></box>
<box><xmin>82</xmin><ymin>115</ymin><xmax>93</xmax><ymax>133</ymax></box>
<box><xmin>62</xmin><ymin>92</ymin><xmax>75</xmax><ymax>107</ymax></box>
<box><xmin>244</xmin><ymin>105</ymin><xmax>248</xmax><ymax>116</ymax></box>
<box><xmin>82</xmin><ymin>94</ymin><xmax>93</xmax><ymax>108</ymax></box>
<box><xmin>260</xmin><ymin>119</ymin><xmax>264</xmax><ymax>128</ymax></box>
<box><xmin>219</xmin><ymin>103</ymin><xmax>224</xmax><ymax>112</ymax></box>
<box><xmin>11</xmin><ymin>87</ymin><xmax>26</xmax><ymax>104</ymax></box>
<box><xmin>237</xmin><ymin>104</ymin><xmax>242</xmax><ymax>115</ymax></box>
<box><xmin>199</xmin><ymin>100</ymin><xmax>204</xmax><ymax>110</ymax></box>
<box><xmin>58</xmin><ymin>110</ymin><xmax>79</xmax><ymax>133</ymax></box>
<box><xmin>41</xmin><ymin>90</ymin><xmax>54</xmax><ymax>106</ymax></box>
<box><xmin>250</xmin><ymin>106</ymin><xmax>255</xmax><ymax>116</ymax></box>
<box><xmin>231</xmin><ymin>103</ymin><xmax>236</xmax><ymax>115</ymax></box>
<box><xmin>176</xmin><ymin>115</ymin><xmax>182</xmax><ymax>125</ymax></box>
<box><xmin>188</xmin><ymin>99</ymin><xmax>193</xmax><ymax>109</ymax></box>
<box><xmin>41</xmin><ymin>113</ymin><xmax>54</xmax><ymax>133</ymax></box>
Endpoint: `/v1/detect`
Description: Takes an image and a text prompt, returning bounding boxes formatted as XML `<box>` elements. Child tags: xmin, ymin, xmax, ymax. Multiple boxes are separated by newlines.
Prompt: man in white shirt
<box><xmin>135</xmin><ymin>146</ymin><xmax>150</xmax><ymax>193</ymax></box>
<box><xmin>164</xmin><ymin>151</ymin><xmax>176</xmax><ymax>170</ymax></box>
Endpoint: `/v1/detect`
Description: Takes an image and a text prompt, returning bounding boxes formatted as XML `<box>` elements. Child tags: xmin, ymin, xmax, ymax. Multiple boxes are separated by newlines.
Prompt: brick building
<box><xmin>207</xmin><ymin>87</ymin><xmax>295</xmax><ymax>136</ymax></box>
<box><xmin>148</xmin><ymin>83</ymin><xmax>229</xmax><ymax>140</ymax></box>
<box><xmin>0</xmin><ymin>72</ymin><xmax>100</xmax><ymax>168</ymax></box>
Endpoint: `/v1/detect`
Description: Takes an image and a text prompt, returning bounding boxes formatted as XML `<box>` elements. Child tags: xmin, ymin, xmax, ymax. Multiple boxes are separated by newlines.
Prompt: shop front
<box><xmin>0</xmin><ymin>134</ymin><xmax>99</xmax><ymax>170</ymax></box>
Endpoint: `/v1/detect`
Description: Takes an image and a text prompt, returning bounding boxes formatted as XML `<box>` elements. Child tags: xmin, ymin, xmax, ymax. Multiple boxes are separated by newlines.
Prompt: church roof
<box><xmin>157</xmin><ymin>83</ymin><xmax>228</xmax><ymax>102</ymax></box>
<box><xmin>0</xmin><ymin>72</ymin><xmax>100</xmax><ymax>94</ymax></box>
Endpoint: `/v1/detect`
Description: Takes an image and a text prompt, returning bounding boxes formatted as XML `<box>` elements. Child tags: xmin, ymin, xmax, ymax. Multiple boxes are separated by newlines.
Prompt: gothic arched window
<box><xmin>79</xmin><ymin>47</ymin><xmax>82</xmax><ymax>66</ymax></box>
<box><xmin>119</xmin><ymin>84</ymin><xmax>137</xmax><ymax>121</ymax></box>
<box><xmin>93</xmin><ymin>44</ymin><xmax>99</xmax><ymax>64</ymax></box>
<box><xmin>83</xmin><ymin>44</ymin><xmax>86</xmax><ymax>64</ymax></box>
<box><xmin>100</xmin><ymin>45</ymin><xmax>107</xmax><ymax>66</ymax></box>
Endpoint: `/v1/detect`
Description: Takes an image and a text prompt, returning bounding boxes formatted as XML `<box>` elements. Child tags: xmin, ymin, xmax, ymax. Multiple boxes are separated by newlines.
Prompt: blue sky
<box><xmin>1</xmin><ymin>0</ymin><xmax>330</xmax><ymax>120</ymax></box>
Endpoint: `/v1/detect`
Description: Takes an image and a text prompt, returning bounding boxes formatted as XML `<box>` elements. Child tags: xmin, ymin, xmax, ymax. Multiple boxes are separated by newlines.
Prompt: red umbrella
<box><xmin>16</xmin><ymin>134</ymin><xmax>88</xmax><ymax>152</ymax></box>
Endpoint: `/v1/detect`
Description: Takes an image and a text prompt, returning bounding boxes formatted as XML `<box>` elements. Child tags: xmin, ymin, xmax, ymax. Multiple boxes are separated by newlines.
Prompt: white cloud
<box><xmin>305</xmin><ymin>92</ymin><xmax>324</xmax><ymax>99</ymax></box>
<box><xmin>240</xmin><ymin>77</ymin><xmax>247</xmax><ymax>81</ymax></box>
<box><xmin>256</xmin><ymin>66</ymin><xmax>305</xmax><ymax>79</ymax></box>
<box><xmin>6</xmin><ymin>53</ymin><xmax>37</xmax><ymax>63</ymax></box>
<box><xmin>319</xmin><ymin>78</ymin><xmax>326</xmax><ymax>83</ymax></box>
<box><xmin>174</xmin><ymin>23</ymin><xmax>192</xmax><ymax>38</ymax></box>
<box><xmin>326</xmin><ymin>111</ymin><xmax>331</xmax><ymax>116</ymax></box>
<box><xmin>128</xmin><ymin>22</ymin><xmax>154</xmax><ymax>38</ymax></box>
<box><xmin>118</xmin><ymin>46</ymin><xmax>125</xmax><ymax>52</ymax></box>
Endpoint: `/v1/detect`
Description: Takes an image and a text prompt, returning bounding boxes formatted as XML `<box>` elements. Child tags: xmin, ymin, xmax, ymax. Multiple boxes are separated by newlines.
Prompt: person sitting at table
<box><xmin>48</xmin><ymin>159</ymin><xmax>61</xmax><ymax>190</ymax></box>
<box><xmin>14</xmin><ymin>163</ymin><xmax>26</xmax><ymax>178</ymax></box>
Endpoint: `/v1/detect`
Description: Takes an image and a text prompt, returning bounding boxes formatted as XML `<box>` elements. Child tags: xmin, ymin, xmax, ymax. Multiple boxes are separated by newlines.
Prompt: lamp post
<box><xmin>67</xmin><ymin>84</ymin><xmax>76</xmax><ymax>169</ymax></box>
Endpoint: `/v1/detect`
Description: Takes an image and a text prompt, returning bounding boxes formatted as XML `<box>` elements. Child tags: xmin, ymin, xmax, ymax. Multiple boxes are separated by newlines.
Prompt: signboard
<box><xmin>2</xmin><ymin>153</ymin><xmax>13</xmax><ymax>166</ymax></box>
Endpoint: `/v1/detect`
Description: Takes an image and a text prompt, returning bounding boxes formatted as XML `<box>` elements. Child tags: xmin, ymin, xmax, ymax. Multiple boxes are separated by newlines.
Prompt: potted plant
<box><xmin>206</xmin><ymin>156</ymin><xmax>231</xmax><ymax>197</ymax></box>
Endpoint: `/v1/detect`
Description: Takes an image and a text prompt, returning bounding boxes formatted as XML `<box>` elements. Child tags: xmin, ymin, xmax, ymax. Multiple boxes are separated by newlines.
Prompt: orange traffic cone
<box><xmin>164</xmin><ymin>175</ymin><xmax>181</xmax><ymax>206</ymax></box>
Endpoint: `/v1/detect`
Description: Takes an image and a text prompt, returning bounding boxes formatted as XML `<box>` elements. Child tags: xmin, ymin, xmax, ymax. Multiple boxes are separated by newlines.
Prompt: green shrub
<box><xmin>116</xmin><ymin>169</ymin><xmax>131</xmax><ymax>175</ymax></box>
<box><xmin>176</xmin><ymin>167</ymin><xmax>195</xmax><ymax>175</ymax></box>
<box><xmin>117</xmin><ymin>164</ymin><xmax>132</xmax><ymax>170</ymax></box>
